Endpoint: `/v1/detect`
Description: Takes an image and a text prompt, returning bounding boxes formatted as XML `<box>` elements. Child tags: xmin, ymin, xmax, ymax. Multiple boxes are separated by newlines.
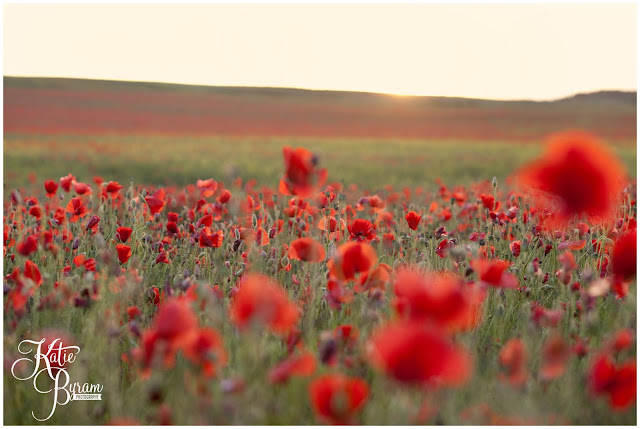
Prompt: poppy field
<box><xmin>3</xmin><ymin>129</ymin><xmax>637</xmax><ymax>425</ymax></box>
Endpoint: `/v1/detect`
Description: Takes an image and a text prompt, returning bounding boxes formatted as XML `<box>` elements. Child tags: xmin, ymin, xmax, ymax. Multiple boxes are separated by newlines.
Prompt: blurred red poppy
<box><xmin>24</xmin><ymin>260</ymin><xmax>43</xmax><ymax>287</ymax></box>
<box><xmin>367</xmin><ymin>321</ymin><xmax>472</xmax><ymax>387</ymax></box>
<box><xmin>405</xmin><ymin>211</ymin><xmax>421</xmax><ymax>230</ymax></box>
<box><xmin>183</xmin><ymin>327</ymin><xmax>227</xmax><ymax>378</ymax></box>
<box><xmin>288</xmin><ymin>237</ymin><xmax>326</xmax><ymax>262</ymax></box>
<box><xmin>499</xmin><ymin>338</ymin><xmax>528</xmax><ymax>387</ymax></box>
<box><xmin>612</xmin><ymin>230</ymin><xmax>636</xmax><ymax>280</ymax></box>
<box><xmin>268</xmin><ymin>350</ymin><xmax>316</xmax><ymax>384</ymax></box>
<box><xmin>309</xmin><ymin>374</ymin><xmax>369</xmax><ymax>424</ymax></box>
<box><xmin>392</xmin><ymin>269</ymin><xmax>484</xmax><ymax>332</ymax></box>
<box><xmin>471</xmin><ymin>259</ymin><xmax>518</xmax><ymax>289</ymax></box>
<box><xmin>146</xmin><ymin>188</ymin><xmax>166</xmax><ymax>215</ymax></box>
<box><xmin>328</xmin><ymin>242</ymin><xmax>377</xmax><ymax>282</ymax></box>
<box><xmin>17</xmin><ymin>235</ymin><xmax>38</xmax><ymax>256</ymax></box>
<box><xmin>540</xmin><ymin>333</ymin><xmax>571</xmax><ymax>381</ymax></box>
<box><xmin>229</xmin><ymin>274</ymin><xmax>299</xmax><ymax>334</ymax></box>
<box><xmin>44</xmin><ymin>180</ymin><xmax>58</xmax><ymax>197</ymax></box>
<box><xmin>116</xmin><ymin>244</ymin><xmax>132</xmax><ymax>264</ymax></box>
<box><xmin>589</xmin><ymin>353</ymin><xmax>636</xmax><ymax>411</ymax></box>
<box><xmin>196</xmin><ymin>179</ymin><xmax>218</xmax><ymax>198</ymax></box>
<box><xmin>59</xmin><ymin>174</ymin><xmax>75</xmax><ymax>192</ymax></box>
<box><xmin>517</xmin><ymin>131</ymin><xmax>626</xmax><ymax>223</ymax></box>
<box><xmin>217</xmin><ymin>189</ymin><xmax>232</xmax><ymax>204</ymax></box>
<box><xmin>104</xmin><ymin>181</ymin><xmax>123</xmax><ymax>198</ymax></box>
<box><xmin>73</xmin><ymin>181</ymin><xmax>93</xmax><ymax>195</ymax></box>
<box><xmin>279</xmin><ymin>146</ymin><xmax>328</xmax><ymax>198</ymax></box>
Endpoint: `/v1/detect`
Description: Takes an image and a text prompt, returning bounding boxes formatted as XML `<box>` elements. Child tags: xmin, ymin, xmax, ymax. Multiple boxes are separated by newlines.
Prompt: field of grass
<box><xmin>3</xmin><ymin>130</ymin><xmax>638</xmax><ymax>424</ymax></box>
<box><xmin>3</xmin><ymin>78</ymin><xmax>637</xmax><ymax>425</ymax></box>
<box><xmin>4</xmin><ymin>134</ymin><xmax>636</xmax><ymax>192</ymax></box>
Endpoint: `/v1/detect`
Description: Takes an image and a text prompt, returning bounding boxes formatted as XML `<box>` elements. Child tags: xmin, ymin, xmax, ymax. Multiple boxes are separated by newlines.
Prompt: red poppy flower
<box><xmin>471</xmin><ymin>259</ymin><xmax>518</xmax><ymax>289</ymax></box>
<box><xmin>328</xmin><ymin>242</ymin><xmax>378</xmax><ymax>282</ymax></box>
<box><xmin>355</xmin><ymin>264</ymin><xmax>390</xmax><ymax>293</ymax></box>
<box><xmin>28</xmin><ymin>205</ymin><xmax>42</xmax><ymax>220</ymax></box>
<box><xmin>66</xmin><ymin>197</ymin><xmax>90</xmax><ymax>223</ymax></box>
<box><xmin>405</xmin><ymin>211</ymin><xmax>421</xmax><ymax>230</ymax></box>
<box><xmin>183</xmin><ymin>327</ymin><xmax>227</xmax><ymax>378</ymax></box>
<box><xmin>268</xmin><ymin>350</ymin><xmax>316</xmax><ymax>384</ymax></box>
<box><xmin>116</xmin><ymin>227</ymin><xmax>133</xmax><ymax>243</ymax></box>
<box><xmin>288</xmin><ymin>237</ymin><xmax>326</xmax><ymax>262</ymax></box>
<box><xmin>59</xmin><ymin>174</ymin><xmax>76</xmax><ymax>192</ymax></box>
<box><xmin>44</xmin><ymin>180</ymin><xmax>58</xmax><ymax>197</ymax></box>
<box><xmin>104</xmin><ymin>181</ymin><xmax>123</xmax><ymax>198</ymax></box>
<box><xmin>325</xmin><ymin>278</ymin><xmax>354</xmax><ymax>309</ymax></box>
<box><xmin>73</xmin><ymin>181</ymin><xmax>92</xmax><ymax>195</ymax></box>
<box><xmin>589</xmin><ymin>353</ymin><xmax>636</xmax><ymax>411</ymax></box>
<box><xmin>83</xmin><ymin>258</ymin><xmax>97</xmax><ymax>272</ymax></box>
<box><xmin>229</xmin><ymin>274</ymin><xmax>299</xmax><ymax>334</ymax></box>
<box><xmin>155</xmin><ymin>252</ymin><xmax>171</xmax><ymax>265</ymax></box>
<box><xmin>509</xmin><ymin>240</ymin><xmax>521</xmax><ymax>257</ymax></box>
<box><xmin>479</xmin><ymin>193</ymin><xmax>499</xmax><ymax>211</ymax></box>
<box><xmin>540</xmin><ymin>333</ymin><xmax>571</xmax><ymax>381</ymax></box>
<box><xmin>199</xmin><ymin>228</ymin><xmax>224</xmax><ymax>248</ymax></box>
<box><xmin>435</xmin><ymin>239</ymin><xmax>451</xmax><ymax>258</ymax></box>
<box><xmin>116</xmin><ymin>244</ymin><xmax>132</xmax><ymax>264</ymax></box>
<box><xmin>367</xmin><ymin>321</ymin><xmax>472</xmax><ymax>387</ymax></box>
<box><xmin>127</xmin><ymin>306</ymin><xmax>142</xmax><ymax>321</ymax></box>
<box><xmin>73</xmin><ymin>254</ymin><xmax>86</xmax><ymax>267</ymax></box>
<box><xmin>612</xmin><ymin>230</ymin><xmax>636</xmax><ymax>280</ymax></box>
<box><xmin>347</xmin><ymin>219</ymin><xmax>376</xmax><ymax>242</ymax></box>
<box><xmin>196</xmin><ymin>179</ymin><xmax>218</xmax><ymax>198</ymax></box>
<box><xmin>17</xmin><ymin>235</ymin><xmax>38</xmax><ymax>256</ymax></box>
<box><xmin>85</xmin><ymin>215</ymin><xmax>100</xmax><ymax>232</ymax></box>
<box><xmin>517</xmin><ymin>131</ymin><xmax>626</xmax><ymax>223</ymax></box>
<box><xmin>146</xmin><ymin>188</ymin><xmax>166</xmax><ymax>215</ymax></box>
<box><xmin>154</xmin><ymin>298</ymin><xmax>199</xmax><ymax>347</ymax></box>
<box><xmin>557</xmin><ymin>239</ymin><xmax>586</xmax><ymax>251</ymax></box>
<box><xmin>309</xmin><ymin>374</ymin><xmax>369</xmax><ymax>424</ymax></box>
<box><xmin>610</xmin><ymin>329</ymin><xmax>634</xmax><ymax>353</ymax></box>
<box><xmin>499</xmin><ymin>338</ymin><xmax>528</xmax><ymax>387</ymax></box>
<box><xmin>24</xmin><ymin>260</ymin><xmax>43</xmax><ymax>287</ymax></box>
<box><xmin>279</xmin><ymin>146</ymin><xmax>328</xmax><ymax>198</ymax></box>
<box><xmin>217</xmin><ymin>189</ymin><xmax>232</xmax><ymax>204</ymax></box>
<box><xmin>392</xmin><ymin>269</ymin><xmax>485</xmax><ymax>332</ymax></box>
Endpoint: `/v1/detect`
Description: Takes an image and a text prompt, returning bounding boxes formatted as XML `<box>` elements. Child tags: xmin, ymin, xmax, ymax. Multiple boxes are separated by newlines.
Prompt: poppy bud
<box><xmin>85</xmin><ymin>215</ymin><xmax>100</xmax><ymax>231</ymax></box>
<box><xmin>492</xmin><ymin>176</ymin><xmax>498</xmax><ymax>189</ymax></box>
<box><xmin>233</xmin><ymin>239</ymin><xmax>242</xmax><ymax>252</ymax></box>
<box><xmin>234</xmin><ymin>229</ymin><xmax>240</xmax><ymax>240</ymax></box>
<box><xmin>281</xmin><ymin>256</ymin><xmax>290</xmax><ymax>268</ymax></box>
<box><xmin>72</xmin><ymin>237</ymin><xmax>80</xmax><ymax>250</ymax></box>
<box><xmin>252</xmin><ymin>214</ymin><xmax>258</xmax><ymax>229</ymax></box>
<box><xmin>269</xmin><ymin>227</ymin><xmax>277</xmax><ymax>239</ymax></box>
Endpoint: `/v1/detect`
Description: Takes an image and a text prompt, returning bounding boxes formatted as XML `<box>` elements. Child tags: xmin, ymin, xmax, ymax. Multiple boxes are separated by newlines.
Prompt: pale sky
<box><xmin>3</xmin><ymin>3</ymin><xmax>637</xmax><ymax>100</ymax></box>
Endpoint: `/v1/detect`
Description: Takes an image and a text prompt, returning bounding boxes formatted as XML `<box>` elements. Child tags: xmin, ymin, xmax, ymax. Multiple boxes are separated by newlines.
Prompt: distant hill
<box><xmin>3</xmin><ymin>76</ymin><xmax>636</xmax><ymax>141</ymax></box>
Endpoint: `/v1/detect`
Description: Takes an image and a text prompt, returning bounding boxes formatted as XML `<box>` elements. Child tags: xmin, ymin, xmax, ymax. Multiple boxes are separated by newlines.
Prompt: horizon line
<box><xmin>4</xmin><ymin>74</ymin><xmax>637</xmax><ymax>103</ymax></box>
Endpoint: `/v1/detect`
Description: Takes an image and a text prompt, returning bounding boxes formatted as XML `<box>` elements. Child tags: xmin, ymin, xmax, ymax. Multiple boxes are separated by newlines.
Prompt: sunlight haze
<box><xmin>3</xmin><ymin>3</ymin><xmax>637</xmax><ymax>100</ymax></box>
